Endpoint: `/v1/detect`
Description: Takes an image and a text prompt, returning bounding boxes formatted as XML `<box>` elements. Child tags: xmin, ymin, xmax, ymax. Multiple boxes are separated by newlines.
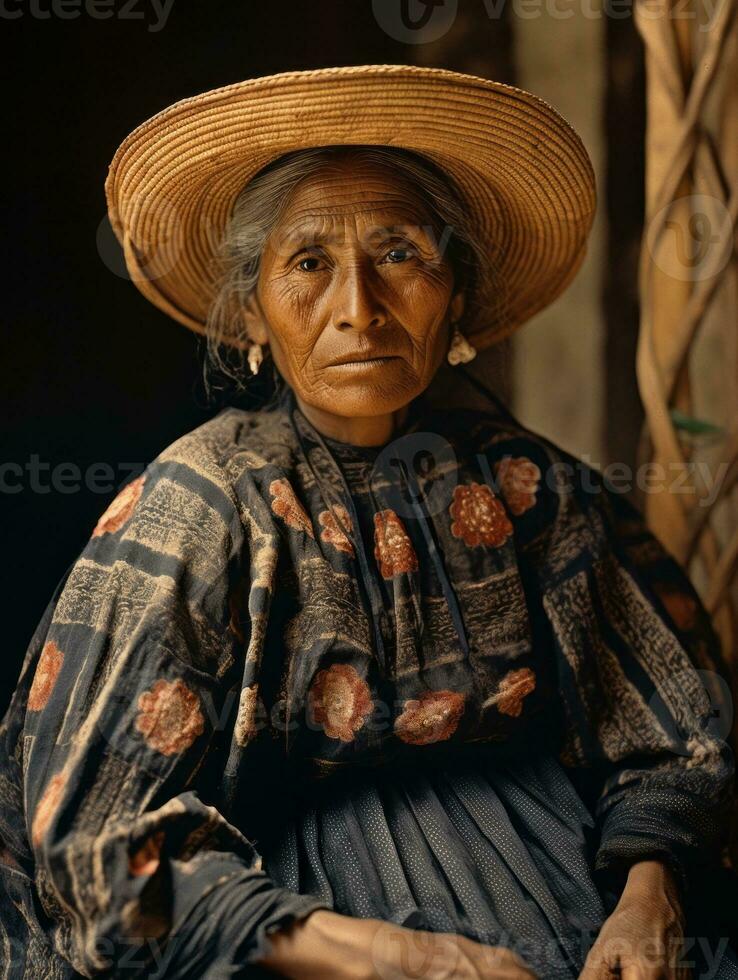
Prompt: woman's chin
<box><xmin>323</xmin><ymin>382</ymin><xmax>419</xmax><ymax>416</ymax></box>
<box><xmin>325</xmin><ymin>358</ymin><xmax>415</xmax><ymax>389</ymax></box>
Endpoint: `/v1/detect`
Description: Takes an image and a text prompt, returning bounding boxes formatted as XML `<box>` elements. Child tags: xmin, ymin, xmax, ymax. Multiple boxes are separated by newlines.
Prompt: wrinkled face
<box><xmin>245</xmin><ymin>157</ymin><xmax>464</xmax><ymax>420</ymax></box>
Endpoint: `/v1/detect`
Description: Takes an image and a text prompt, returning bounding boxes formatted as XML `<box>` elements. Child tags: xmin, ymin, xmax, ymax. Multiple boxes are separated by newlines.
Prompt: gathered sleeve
<box><xmin>493</xmin><ymin>434</ymin><xmax>735</xmax><ymax>897</ymax></box>
<box><xmin>16</xmin><ymin>446</ymin><xmax>329</xmax><ymax>977</ymax></box>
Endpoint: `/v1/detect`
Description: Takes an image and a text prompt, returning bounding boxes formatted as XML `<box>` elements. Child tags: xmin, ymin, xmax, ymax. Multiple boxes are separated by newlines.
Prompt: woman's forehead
<box><xmin>273</xmin><ymin>196</ymin><xmax>438</xmax><ymax>251</ymax></box>
<box><xmin>277</xmin><ymin>206</ymin><xmax>437</xmax><ymax>240</ymax></box>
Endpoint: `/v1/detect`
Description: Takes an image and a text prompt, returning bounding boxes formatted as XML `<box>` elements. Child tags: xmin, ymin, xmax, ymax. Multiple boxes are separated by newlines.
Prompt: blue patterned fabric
<box><xmin>0</xmin><ymin>382</ymin><xmax>735</xmax><ymax>977</ymax></box>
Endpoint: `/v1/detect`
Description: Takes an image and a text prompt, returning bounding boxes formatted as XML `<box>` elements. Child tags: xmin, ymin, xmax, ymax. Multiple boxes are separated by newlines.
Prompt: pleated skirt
<box><xmin>259</xmin><ymin>752</ymin><xmax>738</xmax><ymax>980</ymax></box>
<box><xmin>260</xmin><ymin>754</ymin><xmax>603</xmax><ymax>978</ymax></box>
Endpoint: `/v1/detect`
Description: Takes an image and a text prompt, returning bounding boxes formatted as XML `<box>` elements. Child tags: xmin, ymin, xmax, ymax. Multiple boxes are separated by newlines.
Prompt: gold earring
<box><xmin>447</xmin><ymin>321</ymin><xmax>477</xmax><ymax>366</ymax></box>
<box><xmin>247</xmin><ymin>342</ymin><xmax>263</xmax><ymax>376</ymax></box>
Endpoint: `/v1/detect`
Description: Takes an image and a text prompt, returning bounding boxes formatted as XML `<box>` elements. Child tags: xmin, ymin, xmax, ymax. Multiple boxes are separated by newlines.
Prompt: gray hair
<box><xmin>203</xmin><ymin>144</ymin><xmax>491</xmax><ymax>398</ymax></box>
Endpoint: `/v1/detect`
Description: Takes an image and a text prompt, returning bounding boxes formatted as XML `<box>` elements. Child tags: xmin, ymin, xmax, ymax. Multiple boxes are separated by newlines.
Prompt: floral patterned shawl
<box><xmin>0</xmin><ymin>380</ymin><xmax>733</xmax><ymax>977</ymax></box>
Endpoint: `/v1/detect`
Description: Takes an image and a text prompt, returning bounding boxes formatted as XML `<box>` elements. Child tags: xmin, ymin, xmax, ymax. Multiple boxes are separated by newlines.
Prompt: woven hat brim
<box><xmin>105</xmin><ymin>64</ymin><xmax>597</xmax><ymax>351</ymax></box>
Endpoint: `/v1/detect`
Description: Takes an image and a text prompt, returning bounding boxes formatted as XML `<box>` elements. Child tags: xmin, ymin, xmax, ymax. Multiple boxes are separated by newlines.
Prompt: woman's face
<box><xmin>244</xmin><ymin>157</ymin><xmax>465</xmax><ymax>435</ymax></box>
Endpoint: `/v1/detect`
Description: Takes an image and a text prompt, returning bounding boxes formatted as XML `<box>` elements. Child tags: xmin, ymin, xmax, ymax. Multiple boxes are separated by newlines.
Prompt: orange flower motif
<box><xmin>373</xmin><ymin>509</ymin><xmax>418</xmax><ymax>578</ymax></box>
<box><xmin>494</xmin><ymin>456</ymin><xmax>541</xmax><ymax>516</ymax></box>
<box><xmin>269</xmin><ymin>478</ymin><xmax>314</xmax><ymax>537</ymax></box>
<box><xmin>92</xmin><ymin>474</ymin><xmax>146</xmax><ymax>538</ymax></box>
<box><xmin>318</xmin><ymin>505</ymin><xmax>355</xmax><ymax>556</ymax></box>
<box><xmin>653</xmin><ymin>584</ymin><xmax>698</xmax><ymax>632</ymax></box>
<box><xmin>308</xmin><ymin>663</ymin><xmax>374</xmax><ymax>742</ymax></box>
<box><xmin>449</xmin><ymin>482</ymin><xmax>512</xmax><ymax>548</ymax></box>
<box><xmin>31</xmin><ymin>771</ymin><xmax>67</xmax><ymax>848</ymax></box>
<box><xmin>135</xmin><ymin>678</ymin><xmax>205</xmax><ymax>756</ymax></box>
<box><xmin>129</xmin><ymin>830</ymin><xmax>166</xmax><ymax>877</ymax></box>
<box><xmin>27</xmin><ymin>640</ymin><xmax>65</xmax><ymax>712</ymax></box>
<box><xmin>394</xmin><ymin>690</ymin><xmax>466</xmax><ymax>746</ymax></box>
<box><xmin>493</xmin><ymin>668</ymin><xmax>536</xmax><ymax>717</ymax></box>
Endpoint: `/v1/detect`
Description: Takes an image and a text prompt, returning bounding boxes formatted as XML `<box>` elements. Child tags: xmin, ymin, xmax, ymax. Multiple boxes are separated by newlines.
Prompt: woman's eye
<box><xmin>296</xmin><ymin>255</ymin><xmax>323</xmax><ymax>272</ymax></box>
<box><xmin>383</xmin><ymin>246</ymin><xmax>416</xmax><ymax>264</ymax></box>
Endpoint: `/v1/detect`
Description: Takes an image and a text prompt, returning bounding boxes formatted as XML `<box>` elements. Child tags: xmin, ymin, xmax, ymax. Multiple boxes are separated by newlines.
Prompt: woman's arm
<box><xmin>257</xmin><ymin>907</ymin><xmax>539</xmax><ymax>979</ymax></box>
<box><xmin>564</xmin><ymin>489</ymin><xmax>733</xmax><ymax>894</ymax></box>
<box><xmin>13</xmin><ymin>443</ymin><xmax>330</xmax><ymax>977</ymax></box>
<box><xmin>500</xmin><ymin>434</ymin><xmax>735</xmax><ymax>893</ymax></box>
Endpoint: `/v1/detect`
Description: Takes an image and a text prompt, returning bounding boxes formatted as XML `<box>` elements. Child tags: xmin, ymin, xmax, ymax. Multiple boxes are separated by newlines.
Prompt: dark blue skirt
<box><xmin>261</xmin><ymin>752</ymin><xmax>738</xmax><ymax>979</ymax></box>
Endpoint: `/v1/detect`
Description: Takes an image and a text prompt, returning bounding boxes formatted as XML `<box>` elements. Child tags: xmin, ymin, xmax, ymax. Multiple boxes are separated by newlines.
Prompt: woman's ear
<box><xmin>240</xmin><ymin>291</ymin><xmax>269</xmax><ymax>346</ymax></box>
<box><xmin>449</xmin><ymin>290</ymin><xmax>466</xmax><ymax>324</ymax></box>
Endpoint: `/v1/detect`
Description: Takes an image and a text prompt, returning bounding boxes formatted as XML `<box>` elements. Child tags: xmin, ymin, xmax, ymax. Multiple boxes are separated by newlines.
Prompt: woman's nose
<box><xmin>331</xmin><ymin>263</ymin><xmax>387</xmax><ymax>333</ymax></box>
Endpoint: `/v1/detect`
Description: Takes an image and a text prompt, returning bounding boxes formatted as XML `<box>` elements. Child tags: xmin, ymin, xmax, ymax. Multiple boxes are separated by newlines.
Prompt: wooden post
<box><xmin>635</xmin><ymin>0</ymin><xmax>738</xmax><ymax>755</ymax></box>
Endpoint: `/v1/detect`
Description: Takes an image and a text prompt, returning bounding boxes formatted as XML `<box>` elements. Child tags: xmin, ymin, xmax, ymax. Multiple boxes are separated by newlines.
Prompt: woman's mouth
<box><xmin>327</xmin><ymin>356</ymin><xmax>401</xmax><ymax>369</ymax></box>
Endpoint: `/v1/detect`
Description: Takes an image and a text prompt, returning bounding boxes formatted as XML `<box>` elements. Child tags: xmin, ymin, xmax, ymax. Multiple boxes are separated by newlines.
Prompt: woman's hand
<box><xmin>257</xmin><ymin>907</ymin><xmax>538</xmax><ymax>979</ymax></box>
<box><xmin>579</xmin><ymin>859</ymin><xmax>690</xmax><ymax>979</ymax></box>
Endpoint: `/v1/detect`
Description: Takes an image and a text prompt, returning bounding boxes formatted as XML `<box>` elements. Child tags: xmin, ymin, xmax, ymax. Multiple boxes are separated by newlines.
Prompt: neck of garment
<box><xmin>283</xmin><ymin>384</ymin><xmax>473</xmax><ymax>677</ymax></box>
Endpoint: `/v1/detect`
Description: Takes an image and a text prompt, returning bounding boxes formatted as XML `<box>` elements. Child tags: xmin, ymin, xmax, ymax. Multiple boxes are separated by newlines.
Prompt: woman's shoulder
<box><xmin>127</xmin><ymin>405</ymin><xmax>301</xmax><ymax>522</ymax></box>
<box><xmin>74</xmin><ymin>406</ymin><xmax>299</xmax><ymax>571</ymax></box>
<box><xmin>151</xmin><ymin>405</ymin><xmax>296</xmax><ymax>478</ymax></box>
<box><xmin>438</xmin><ymin>404</ymin><xmax>582</xmax><ymax>483</ymax></box>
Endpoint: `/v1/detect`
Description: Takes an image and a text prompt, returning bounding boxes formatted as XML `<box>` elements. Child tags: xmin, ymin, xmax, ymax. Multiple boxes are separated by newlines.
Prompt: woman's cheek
<box><xmin>396</xmin><ymin>287</ymin><xmax>452</xmax><ymax>349</ymax></box>
<box><xmin>263</xmin><ymin>280</ymin><xmax>322</xmax><ymax>343</ymax></box>
<box><xmin>272</xmin><ymin>275</ymin><xmax>318</xmax><ymax>313</ymax></box>
<box><xmin>392</xmin><ymin>266</ymin><xmax>452</xmax><ymax>314</ymax></box>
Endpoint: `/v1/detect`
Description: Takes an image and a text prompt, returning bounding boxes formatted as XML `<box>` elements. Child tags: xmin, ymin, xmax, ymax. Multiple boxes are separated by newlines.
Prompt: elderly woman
<box><xmin>0</xmin><ymin>66</ymin><xmax>735</xmax><ymax>980</ymax></box>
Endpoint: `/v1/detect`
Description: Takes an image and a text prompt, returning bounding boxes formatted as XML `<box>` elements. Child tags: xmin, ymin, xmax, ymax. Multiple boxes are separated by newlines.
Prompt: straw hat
<box><xmin>105</xmin><ymin>64</ymin><xmax>596</xmax><ymax>352</ymax></box>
